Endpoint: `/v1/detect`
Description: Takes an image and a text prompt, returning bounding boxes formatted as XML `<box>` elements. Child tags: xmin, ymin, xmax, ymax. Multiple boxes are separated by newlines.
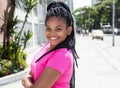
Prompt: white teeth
<box><xmin>50</xmin><ymin>37</ymin><xmax>57</xmax><ymax>40</ymax></box>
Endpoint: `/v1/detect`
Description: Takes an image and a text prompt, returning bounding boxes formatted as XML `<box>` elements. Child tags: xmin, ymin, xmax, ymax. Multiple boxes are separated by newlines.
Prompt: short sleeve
<box><xmin>46</xmin><ymin>49</ymin><xmax>72</xmax><ymax>74</ymax></box>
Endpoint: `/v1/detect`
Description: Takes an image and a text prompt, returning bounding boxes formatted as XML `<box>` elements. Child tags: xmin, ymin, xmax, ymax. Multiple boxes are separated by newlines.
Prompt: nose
<box><xmin>49</xmin><ymin>30</ymin><xmax>56</xmax><ymax>35</ymax></box>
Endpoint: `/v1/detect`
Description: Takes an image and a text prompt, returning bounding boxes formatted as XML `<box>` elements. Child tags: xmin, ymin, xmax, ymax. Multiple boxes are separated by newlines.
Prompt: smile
<box><xmin>50</xmin><ymin>37</ymin><xmax>58</xmax><ymax>40</ymax></box>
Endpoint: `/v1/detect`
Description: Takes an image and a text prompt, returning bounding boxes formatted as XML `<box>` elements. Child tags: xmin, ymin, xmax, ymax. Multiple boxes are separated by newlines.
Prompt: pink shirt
<box><xmin>31</xmin><ymin>42</ymin><xmax>73</xmax><ymax>88</ymax></box>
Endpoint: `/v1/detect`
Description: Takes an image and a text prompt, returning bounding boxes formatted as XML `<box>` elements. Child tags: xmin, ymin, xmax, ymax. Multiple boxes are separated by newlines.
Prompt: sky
<box><xmin>73</xmin><ymin>0</ymin><xmax>92</xmax><ymax>10</ymax></box>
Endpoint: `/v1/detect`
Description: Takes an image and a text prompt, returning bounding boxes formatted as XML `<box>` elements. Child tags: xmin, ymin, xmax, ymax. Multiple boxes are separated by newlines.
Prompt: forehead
<box><xmin>46</xmin><ymin>16</ymin><xmax>66</xmax><ymax>26</ymax></box>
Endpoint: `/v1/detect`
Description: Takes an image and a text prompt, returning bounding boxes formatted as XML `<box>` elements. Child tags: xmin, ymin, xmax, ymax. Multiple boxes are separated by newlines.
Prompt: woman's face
<box><xmin>45</xmin><ymin>16</ymin><xmax>72</xmax><ymax>49</ymax></box>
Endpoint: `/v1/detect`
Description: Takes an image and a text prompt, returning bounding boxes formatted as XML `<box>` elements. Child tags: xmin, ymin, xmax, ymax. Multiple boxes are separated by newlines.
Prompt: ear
<box><xmin>67</xmin><ymin>26</ymin><xmax>72</xmax><ymax>35</ymax></box>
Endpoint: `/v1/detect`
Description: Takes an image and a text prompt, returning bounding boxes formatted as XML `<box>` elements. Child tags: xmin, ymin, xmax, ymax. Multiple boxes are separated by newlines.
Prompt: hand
<box><xmin>22</xmin><ymin>74</ymin><xmax>33</xmax><ymax>88</ymax></box>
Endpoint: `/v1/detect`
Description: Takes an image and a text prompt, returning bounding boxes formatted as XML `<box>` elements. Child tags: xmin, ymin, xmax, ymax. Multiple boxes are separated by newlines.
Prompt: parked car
<box><xmin>117</xmin><ymin>29</ymin><xmax>120</xmax><ymax>35</ymax></box>
<box><xmin>114</xmin><ymin>28</ymin><xmax>119</xmax><ymax>34</ymax></box>
<box><xmin>101</xmin><ymin>23</ymin><xmax>112</xmax><ymax>34</ymax></box>
<box><xmin>103</xmin><ymin>27</ymin><xmax>112</xmax><ymax>34</ymax></box>
<box><xmin>92</xmin><ymin>30</ymin><xmax>104</xmax><ymax>40</ymax></box>
<box><xmin>113</xmin><ymin>28</ymin><xmax>120</xmax><ymax>35</ymax></box>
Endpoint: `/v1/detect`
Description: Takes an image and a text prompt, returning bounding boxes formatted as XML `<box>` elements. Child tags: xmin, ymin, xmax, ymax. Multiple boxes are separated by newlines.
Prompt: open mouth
<box><xmin>50</xmin><ymin>37</ymin><xmax>58</xmax><ymax>40</ymax></box>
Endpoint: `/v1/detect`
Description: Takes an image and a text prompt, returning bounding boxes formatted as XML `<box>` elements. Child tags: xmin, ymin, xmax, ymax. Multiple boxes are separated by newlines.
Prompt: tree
<box><xmin>74</xmin><ymin>0</ymin><xmax>120</xmax><ymax>30</ymax></box>
<box><xmin>93</xmin><ymin>0</ymin><xmax>113</xmax><ymax>28</ymax></box>
<box><xmin>115</xmin><ymin>0</ymin><xmax>120</xmax><ymax>28</ymax></box>
<box><xmin>0</xmin><ymin>0</ymin><xmax>39</xmax><ymax>77</ymax></box>
<box><xmin>2</xmin><ymin>0</ymin><xmax>16</xmax><ymax>59</ymax></box>
<box><xmin>73</xmin><ymin>6</ymin><xmax>97</xmax><ymax>31</ymax></box>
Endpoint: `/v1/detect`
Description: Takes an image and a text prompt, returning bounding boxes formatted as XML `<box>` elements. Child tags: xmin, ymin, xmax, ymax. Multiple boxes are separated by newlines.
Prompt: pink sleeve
<box><xmin>46</xmin><ymin>49</ymin><xmax>72</xmax><ymax>74</ymax></box>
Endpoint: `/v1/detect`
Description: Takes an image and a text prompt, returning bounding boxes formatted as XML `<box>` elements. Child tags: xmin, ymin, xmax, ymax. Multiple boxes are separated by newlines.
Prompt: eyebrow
<box><xmin>45</xmin><ymin>25</ymin><xmax>63</xmax><ymax>28</ymax></box>
<box><xmin>45</xmin><ymin>25</ymin><xmax>49</xmax><ymax>27</ymax></box>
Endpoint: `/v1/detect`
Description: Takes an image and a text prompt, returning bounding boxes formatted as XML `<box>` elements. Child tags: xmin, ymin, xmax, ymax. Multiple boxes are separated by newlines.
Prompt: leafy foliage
<box><xmin>0</xmin><ymin>0</ymin><xmax>37</xmax><ymax>77</ymax></box>
<box><xmin>0</xmin><ymin>50</ymin><xmax>27</xmax><ymax>77</ymax></box>
<box><xmin>73</xmin><ymin>0</ymin><xmax>120</xmax><ymax>29</ymax></box>
<box><xmin>73</xmin><ymin>7</ymin><xmax>97</xmax><ymax>30</ymax></box>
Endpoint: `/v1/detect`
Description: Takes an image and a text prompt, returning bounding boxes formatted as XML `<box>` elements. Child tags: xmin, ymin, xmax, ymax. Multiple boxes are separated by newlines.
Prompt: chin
<box><xmin>50</xmin><ymin>43</ymin><xmax>59</xmax><ymax>47</ymax></box>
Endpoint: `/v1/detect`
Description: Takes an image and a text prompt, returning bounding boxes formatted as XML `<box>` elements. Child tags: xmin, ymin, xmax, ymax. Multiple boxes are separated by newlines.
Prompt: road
<box><xmin>0</xmin><ymin>34</ymin><xmax>120</xmax><ymax>88</ymax></box>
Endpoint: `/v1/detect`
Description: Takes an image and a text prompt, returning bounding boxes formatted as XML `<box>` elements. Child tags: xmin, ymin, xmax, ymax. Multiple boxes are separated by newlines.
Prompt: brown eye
<box><xmin>56</xmin><ymin>27</ymin><xmax>62</xmax><ymax>32</ymax></box>
<box><xmin>46</xmin><ymin>27</ymin><xmax>51</xmax><ymax>31</ymax></box>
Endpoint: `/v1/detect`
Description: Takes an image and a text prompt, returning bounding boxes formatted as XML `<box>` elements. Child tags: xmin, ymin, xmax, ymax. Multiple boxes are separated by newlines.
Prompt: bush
<box><xmin>0</xmin><ymin>43</ymin><xmax>28</xmax><ymax>77</ymax></box>
<box><xmin>0</xmin><ymin>0</ymin><xmax>37</xmax><ymax>77</ymax></box>
<box><xmin>0</xmin><ymin>60</ymin><xmax>12</xmax><ymax>77</ymax></box>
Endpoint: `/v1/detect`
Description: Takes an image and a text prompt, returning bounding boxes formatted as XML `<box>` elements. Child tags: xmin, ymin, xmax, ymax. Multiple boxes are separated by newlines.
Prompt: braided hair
<box><xmin>36</xmin><ymin>1</ymin><xmax>79</xmax><ymax>88</ymax></box>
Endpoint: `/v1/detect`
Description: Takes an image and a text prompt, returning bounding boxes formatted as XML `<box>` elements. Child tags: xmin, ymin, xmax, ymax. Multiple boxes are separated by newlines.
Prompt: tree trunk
<box><xmin>2</xmin><ymin>0</ymin><xmax>15</xmax><ymax>59</ymax></box>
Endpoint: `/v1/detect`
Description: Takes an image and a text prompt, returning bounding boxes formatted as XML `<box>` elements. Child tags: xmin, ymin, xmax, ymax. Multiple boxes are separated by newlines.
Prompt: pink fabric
<box><xmin>31</xmin><ymin>42</ymin><xmax>73</xmax><ymax>88</ymax></box>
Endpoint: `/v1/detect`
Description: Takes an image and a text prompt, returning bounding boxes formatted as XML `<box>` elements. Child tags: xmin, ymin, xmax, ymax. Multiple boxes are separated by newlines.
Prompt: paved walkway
<box><xmin>75</xmin><ymin>34</ymin><xmax>120</xmax><ymax>88</ymax></box>
<box><xmin>0</xmin><ymin>34</ymin><xmax>120</xmax><ymax>88</ymax></box>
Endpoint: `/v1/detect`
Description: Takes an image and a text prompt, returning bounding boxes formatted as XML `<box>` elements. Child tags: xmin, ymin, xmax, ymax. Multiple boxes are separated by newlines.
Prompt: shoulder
<box><xmin>48</xmin><ymin>48</ymin><xmax>73</xmax><ymax>66</ymax></box>
<box><xmin>54</xmin><ymin>48</ymin><xmax>72</xmax><ymax>57</ymax></box>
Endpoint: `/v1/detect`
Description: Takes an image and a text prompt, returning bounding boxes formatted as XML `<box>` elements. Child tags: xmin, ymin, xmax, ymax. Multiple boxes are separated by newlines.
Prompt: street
<box><xmin>0</xmin><ymin>34</ymin><xmax>120</xmax><ymax>88</ymax></box>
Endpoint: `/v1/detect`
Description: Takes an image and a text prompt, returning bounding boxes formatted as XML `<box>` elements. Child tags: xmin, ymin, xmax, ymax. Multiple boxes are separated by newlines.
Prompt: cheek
<box><xmin>61</xmin><ymin>32</ymin><xmax>68</xmax><ymax>39</ymax></box>
<box><xmin>45</xmin><ymin>32</ymin><xmax>48</xmax><ymax>38</ymax></box>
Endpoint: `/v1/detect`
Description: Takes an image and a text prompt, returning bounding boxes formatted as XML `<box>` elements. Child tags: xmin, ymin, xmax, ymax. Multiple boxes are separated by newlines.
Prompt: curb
<box><xmin>0</xmin><ymin>69</ymin><xmax>29</xmax><ymax>85</ymax></box>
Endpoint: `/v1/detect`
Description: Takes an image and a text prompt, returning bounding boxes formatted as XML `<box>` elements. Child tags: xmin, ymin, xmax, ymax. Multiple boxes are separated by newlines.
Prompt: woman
<box><xmin>22</xmin><ymin>1</ymin><xmax>79</xmax><ymax>88</ymax></box>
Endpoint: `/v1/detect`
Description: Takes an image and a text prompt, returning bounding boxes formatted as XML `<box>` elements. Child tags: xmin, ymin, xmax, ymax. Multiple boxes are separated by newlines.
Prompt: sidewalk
<box><xmin>75</xmin><ymin>34</ymin><xmax>120</xmax><ymax>88</ymax></box>
<box><xmin>0</xmin><ymin>35</ymin><xmax>120</xmax><ymax>88</ymax></box>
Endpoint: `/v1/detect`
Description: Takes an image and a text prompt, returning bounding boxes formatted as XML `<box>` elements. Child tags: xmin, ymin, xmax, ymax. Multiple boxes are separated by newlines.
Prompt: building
<box><xmin>0</xmin><ymin>0</ymin><xmax>7</xmax><ymax>42</ymax></box>
<box><xmin>0</xmin><ymin>0</ymin><xmax>47</xmax><ymax>46</ymax></box>
<box><xmin>0</xmin><ymin>1</ymin><xmax>7</xmax><ymax>30</ymax></box>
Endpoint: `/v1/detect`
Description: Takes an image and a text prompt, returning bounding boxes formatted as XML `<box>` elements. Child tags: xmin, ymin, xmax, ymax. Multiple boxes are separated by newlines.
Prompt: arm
<box><xmin>22</xmin><ymin>50</ymin><xmax>68</xmax><ymax>88</ymax></box>
<box><xmin>30</xmin><ymin>67</ymin><xmax>61</xmax><ymax>88</ymax></box>
<box><xmin>22</xmin><ymin>67</ymin><xmax>61</xmax><ymax>88</ymax></box>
